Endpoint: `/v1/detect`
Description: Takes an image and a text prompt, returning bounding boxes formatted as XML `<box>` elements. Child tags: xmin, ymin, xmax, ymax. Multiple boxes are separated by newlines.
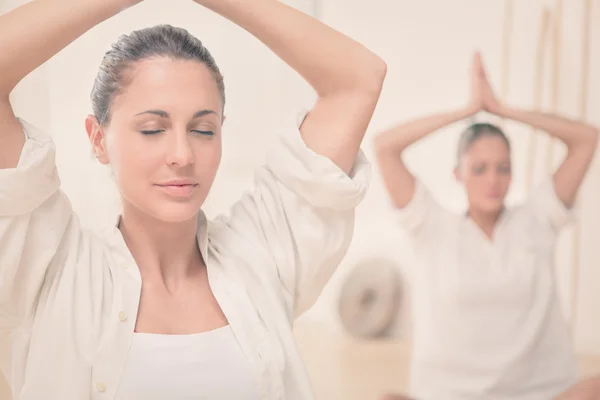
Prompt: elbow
<box><xmin>0</xmin><ymin>69</ymin><xmax>18</xmax><ymax>98</ymax></box>
<box><xmin>358</xmin><ymin>55</ymin><xmax>387</xmax><ymax>96</ymax></box>
<box><xmin>580</xmin><ymin>125</ymin><xmax>599</xmax><ymax>150</ymax></box>
<box><xmin>373</xmin><ymin>132</ymin><xmax>400</xmax><ymax>157</ymax></box>
<box><xmin>589</xmin><ymin>126</ymin><xmax>599</xmax><ymax>147</ymax></box>
<box><xmin>373</xmin><ymin>133</ymin><xmax>388</xmax><ymax>155</ymax></box>
<box><xmin>567</xmin><ymin>125</ymin><xmax>599</xmax><ymax>154</ymax></box>
<box><xmin>325</xmin><ymin>54</ymin><xmax>387</xmax><ymax>98</ymax></box>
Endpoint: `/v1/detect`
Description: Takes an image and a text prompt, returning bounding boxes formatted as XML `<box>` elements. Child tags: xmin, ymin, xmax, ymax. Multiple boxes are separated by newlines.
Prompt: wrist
<box><xmin>492</xmin><ymin>103</ymin><xmax>511</xmax><ymax>118</ymax></box>
<box><xmin>463</xmin><ymin>104</ymin><xmax>481</xmax><ymax>118</ymax></box>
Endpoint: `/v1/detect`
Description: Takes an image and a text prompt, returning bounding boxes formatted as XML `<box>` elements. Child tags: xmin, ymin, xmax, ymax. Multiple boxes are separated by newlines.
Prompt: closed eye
<box><xmin>141</xmin><ymin>130</ymin><xmax>165</xmax><ymax>135</ymax></box>
<box><xmin>192</xmin><ymin>130</ymin><xmax>214</xmax><ymax>136</ymax></box>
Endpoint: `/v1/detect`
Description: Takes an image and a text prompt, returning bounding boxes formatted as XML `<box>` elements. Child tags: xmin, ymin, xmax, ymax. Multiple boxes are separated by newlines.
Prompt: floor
<box><xmin>1</xmin><ymin>323</ymin><xmax>598</xmax><ymax>399</ymax></box>
<box><xmin>293</xmin><ymin>322</ymin><xmax>600</xmax><ymax>400</ymax></box>
<box><xmin>294</xmin><ymin>323</ymin><xmax>412</xmax><ymax>400</ymax></box>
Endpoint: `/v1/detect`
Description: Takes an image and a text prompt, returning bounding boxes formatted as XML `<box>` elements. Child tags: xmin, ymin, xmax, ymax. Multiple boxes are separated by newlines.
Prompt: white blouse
<box><xmin>113</xmin><ymin>326</ymin><xmax>261</xmax><ymax>400</ymax></box>
<box><xmin>397</xmin><ymin>179</ymin><xmax>578</xmax><ymax>400</ymax></box>
<box><xmin>0</xmin><ymin>113</ymin><xmax>371</xmax><ymax>400</ymax></box>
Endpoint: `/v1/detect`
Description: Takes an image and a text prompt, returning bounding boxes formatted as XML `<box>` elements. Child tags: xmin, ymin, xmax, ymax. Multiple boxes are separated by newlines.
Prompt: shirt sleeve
<box><xmin>526</xmin><ymin>177</ymin><xmax>574</xmax><ymax>232</ymax></box>
<box><xmin>221</xmin><ymin>112</ymin><xmax>371</xmax><ymax>317</ymax></box>
<box><xmin>0</xmin><ymin>119</ymin><xmax>75</xmax><ymax>331</ymax></box>
<box><xmin>394</xmin><ymin>178</ymin><xmax>445</xmax><ymax>238</ymax></box>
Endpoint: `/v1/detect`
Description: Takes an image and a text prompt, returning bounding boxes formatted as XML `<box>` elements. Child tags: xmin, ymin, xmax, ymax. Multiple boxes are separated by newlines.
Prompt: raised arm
<box><xmin>0</xmin><ymin>0</ymin><xmax>141</xmax><ymax>169</ymax></box>
<box><xmin>0</xmin><ymin>0</ymin><xmax>141</xmax><ymax>336</ymax></box>
<box><xmin>374</xmin><ymin>53</ymin><xmax>484</xmax><ymax>208</ymax></box>
<box><xmin>499</xmin><ymin>107</ymin><xmax>597</xmax><ymax>207</ymax></box>
<box><xmin>194</xmin><ymin>0</ymin><xmax>387</xmax><ymax>174</ymax></box>
<box><xmin>479</xmin><ymin>57</ymin><xmax>599</xmax><ymax>207</ymax></box>
<box><xmin>374</xmin><ymin>108</ymin><xmax>474</xmax><ymax>208</ymax></box>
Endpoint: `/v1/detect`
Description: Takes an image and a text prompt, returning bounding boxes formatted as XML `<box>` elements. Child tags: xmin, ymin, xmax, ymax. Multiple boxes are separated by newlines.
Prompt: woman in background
<box><xmin>0</xmin><ymin>0</ymin><xmax>386</xmax><ymax>398</ymax></box>
<box><xmin>375</xmin><ymin>53</ymin><xmax>598</xmax><ymax>400</ymax></box>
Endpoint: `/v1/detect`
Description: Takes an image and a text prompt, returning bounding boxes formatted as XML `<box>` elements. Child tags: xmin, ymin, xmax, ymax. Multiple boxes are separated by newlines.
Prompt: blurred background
<box><xmin>1</xmin><ymin>0</ymin><xmax>599</xmax><ymax>398</ymax></box>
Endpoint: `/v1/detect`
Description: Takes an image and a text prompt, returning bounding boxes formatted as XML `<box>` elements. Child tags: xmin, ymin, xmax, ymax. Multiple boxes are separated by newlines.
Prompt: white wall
<box><xmin>1</xmin><ymin>0</ymin><xmax>599</xmax><ymax>395</ymax></box>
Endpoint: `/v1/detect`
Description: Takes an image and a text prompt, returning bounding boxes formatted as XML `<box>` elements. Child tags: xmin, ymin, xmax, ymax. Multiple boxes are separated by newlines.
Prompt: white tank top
<box><xmin>114</xmin><ymin>326</ymin><xmax>262</xmax><ymax>399</ymax></box>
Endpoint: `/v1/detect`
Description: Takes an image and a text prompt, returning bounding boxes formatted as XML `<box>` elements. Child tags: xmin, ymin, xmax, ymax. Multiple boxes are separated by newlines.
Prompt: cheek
<box><xmin>464</xmin><ymin>174</ymin><xmax>487</xmax><ymax>196</ymax></box>
<box><xmin>194</xmin><ymin>139</ymin><xmax>222</xmax><ymax>173</ymax></box>
<box><xmin>500</xmin><ymin>174</ymin><xmax>512</xmax><ymax>190</ymax></box>
<box><xmin>106</xmin><ymin>131</ymin><xmax>155</xmax><ymax>184</ymax></box>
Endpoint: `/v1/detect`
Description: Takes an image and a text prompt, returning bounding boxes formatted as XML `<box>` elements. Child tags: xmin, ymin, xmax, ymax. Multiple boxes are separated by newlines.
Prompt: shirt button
<box><xmin>96</xmin><ymin>382</ymin><xmax>106</xmax><ymax>392</ymax></box>
<box><xmin>118</xmin><ymin>311</ymin><xmax>128</xmax><ymax>322</ymax></box>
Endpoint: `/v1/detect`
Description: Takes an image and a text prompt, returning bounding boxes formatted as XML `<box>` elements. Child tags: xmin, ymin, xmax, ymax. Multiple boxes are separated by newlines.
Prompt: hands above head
<box><xmin>467</xmin><ymin>51</ymin><xmax>503</xmax><ymax>116</ymax></box>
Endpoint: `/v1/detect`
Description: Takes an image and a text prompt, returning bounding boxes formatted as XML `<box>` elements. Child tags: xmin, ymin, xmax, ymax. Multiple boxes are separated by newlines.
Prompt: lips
<box><xmin>155</xmin><ymin>180</ymin><xmax>198</xmax><ymax>197</ymax></box>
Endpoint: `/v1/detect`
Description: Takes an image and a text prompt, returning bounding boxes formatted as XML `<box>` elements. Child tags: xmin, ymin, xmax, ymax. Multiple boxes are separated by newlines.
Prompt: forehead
<box><xmin>465</xmin><ymin>135</ymin><xmax>511</xmax><ymax>162</ymax></box>
<box><xmin>113</xmin><ymin>57</ymin><xmax>223</xmax><ymax>117</ymax></box>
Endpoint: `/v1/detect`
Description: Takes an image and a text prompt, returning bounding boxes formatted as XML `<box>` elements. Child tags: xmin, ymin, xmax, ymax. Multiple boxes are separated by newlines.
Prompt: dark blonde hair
<box><xmin>91</xmin><ymin>24</ymin><xmax>226</xmax><ymax>125</ymax></box>
<box><xmin>457</xmin><ymin>122</ymin><xmax>510</xmax><ymax>163</ymax></box>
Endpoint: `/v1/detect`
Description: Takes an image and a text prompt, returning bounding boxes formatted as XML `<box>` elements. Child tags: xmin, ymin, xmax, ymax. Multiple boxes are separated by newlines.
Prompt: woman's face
<box><xmin>456</xmin><ymin>135</ymin><xmax>512</xmax><ymax>214</ymax></box>
<box><xmin>87</xmin><ymin>57</ymin><xmax>224</xmax><ymax>223</ymax></box>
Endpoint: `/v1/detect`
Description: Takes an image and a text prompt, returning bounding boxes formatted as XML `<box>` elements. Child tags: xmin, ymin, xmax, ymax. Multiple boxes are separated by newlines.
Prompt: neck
<box><xmin>118</xmin><ymin>205</ymin><xmax>204</xmax><ymax>283</ymax></box>
<box><xmin>467</xmin><ymin>207</ymin><xmax>504</xmax><ymax>238</ymax></box>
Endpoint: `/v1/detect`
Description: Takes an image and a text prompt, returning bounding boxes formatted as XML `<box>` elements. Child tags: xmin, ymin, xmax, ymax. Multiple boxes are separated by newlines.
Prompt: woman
<box><xmin>0</xmin><ymin>0</ymin><xmax>386</xmax><ymax>398</ymax></box>
<box><xmin>375</xmin><ymin>53</ymin><xmax>598</xmax><ymax>400</ymax></box>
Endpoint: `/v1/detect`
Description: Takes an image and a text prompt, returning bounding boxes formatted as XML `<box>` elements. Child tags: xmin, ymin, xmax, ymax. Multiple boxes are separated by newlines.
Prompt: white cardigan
<box><xmin>0</xmin><ymin>114</ymin><xmax>371</xmax><ymax>400</ymax></box>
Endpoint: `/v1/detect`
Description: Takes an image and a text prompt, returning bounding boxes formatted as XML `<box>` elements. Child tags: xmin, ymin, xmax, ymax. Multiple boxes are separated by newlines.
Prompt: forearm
<box><xmin>375</xmin><ymin>107</ymin><xmax>473</xmax><ymax>154</ymax></box>
<box><xmin>498</xmin><ymin>106</ymin><xmax>599</xmax><ymax>149</ymax></box>
<box><xmin>195</xmin><ymin>0</ymin><xmax>386</xmax><ymax>96</ymax></box>
<box><xmin>0</xmin><ymin>0</ymin><xmax>137</xmax><ymax>95</ymax></box>
<box><xmin>554</xmin><ymin>375</ymin><xmax>600</xmax><ymax>399</ymax></box>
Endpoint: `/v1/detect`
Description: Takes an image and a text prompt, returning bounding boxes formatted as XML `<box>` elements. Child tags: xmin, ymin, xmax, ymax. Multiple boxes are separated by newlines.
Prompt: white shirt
<box><xmin>397</xmin><ymin>180</ymin><xmax>578</xmax><ymax>400</ymax></box>
<box><xmin>114</xmin><ymin>326</ymin><xmax>261</xmax><ymax>399</ymax></box>
<box><xmin>0</xmin><ymin>114</ymin><xmax>371</xmax><ymax>400</ymax></box>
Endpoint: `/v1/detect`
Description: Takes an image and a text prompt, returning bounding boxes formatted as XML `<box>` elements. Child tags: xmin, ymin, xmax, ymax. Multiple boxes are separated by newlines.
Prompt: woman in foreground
<box><xmin>0</xmin><ymin>0</ymin><xmax>386</xmax><ymax>398</ymax></box>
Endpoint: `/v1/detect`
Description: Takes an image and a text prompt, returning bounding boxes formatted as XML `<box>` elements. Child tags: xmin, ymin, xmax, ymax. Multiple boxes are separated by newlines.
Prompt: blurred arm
<box><xmin>374</xmin><ymin>107</ymin><xmax>473</xmax><ymax>208</ymax></box>
<box><xmin>499</xmin><ymin>106</ymin><xmax>599</xmax><ymax>207</ymax></box>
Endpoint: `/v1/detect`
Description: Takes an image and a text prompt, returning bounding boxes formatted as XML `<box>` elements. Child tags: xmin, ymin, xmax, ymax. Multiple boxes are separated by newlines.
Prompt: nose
<box><xmin>166</xmin><ymin>131</ymin><xmax>194</xmax><ymax>167</ymax></box>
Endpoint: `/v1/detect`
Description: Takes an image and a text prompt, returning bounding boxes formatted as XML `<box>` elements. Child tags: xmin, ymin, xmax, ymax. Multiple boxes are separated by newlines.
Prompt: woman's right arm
<box><xmin>0</xmin><ymin>0</ymin><xmax>140</xmax><ymax>168</ymax></box>
<box><xmin>374</xmin><ymin>107</ymin><xmax>475</xmax><ymax>208</ymax></box>
<box><xmin>0</xmin><ymin>0</ymin><xmax>139</xmax><ymax>333</ymax></box>
<box><xmin>374</xmin><ymin>53</ymin><xmax>484</xmax><ymax>209</ymax></box>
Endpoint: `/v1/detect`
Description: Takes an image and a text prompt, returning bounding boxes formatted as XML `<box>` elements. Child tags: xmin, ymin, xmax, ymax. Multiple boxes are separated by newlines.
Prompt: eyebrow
<box><xmin>134</xmin><ymin>109</ymin><xmax>218</xmax><ymax>119</ymax></box>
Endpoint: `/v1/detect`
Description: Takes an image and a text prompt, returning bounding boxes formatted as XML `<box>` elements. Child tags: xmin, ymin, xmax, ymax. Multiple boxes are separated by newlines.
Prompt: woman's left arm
<box><xmin>498</xmin><ymin>106</ymin><xmax>598</xmax><ymax>207</ymax></box>
<box><xmin>479</xmin><ymin>57</ymin><xmax>599</xmax><ymax>207</ymax></box>
<box><xmin>195</xmin><ymin>0</ymin><xmax>387</xmax><ymax>173</ymax></box>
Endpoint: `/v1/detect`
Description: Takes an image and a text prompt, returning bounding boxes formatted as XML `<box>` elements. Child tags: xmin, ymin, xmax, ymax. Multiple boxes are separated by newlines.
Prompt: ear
<box><xmin>85</xmin><ymin>115</ymin><xmax>109</xmax><ymax>165</ymax></box>
<box><xmin>454</xmin><ymin>166</ymin><xmax>462</xmax><ymax>183</ymax></box>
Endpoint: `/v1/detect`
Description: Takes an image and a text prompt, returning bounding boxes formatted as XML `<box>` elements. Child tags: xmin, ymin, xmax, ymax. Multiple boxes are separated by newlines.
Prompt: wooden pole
<box><xmin>525</xmin><ymin>9</ymin><xmax>551</xmax><ymax>195</ymax></box>
<box><xmin>570</xmin><ymin>0</ymin><xmax>593</xmax><ymax>332</ymax></box>
<box><xmin>546</xmin><ymin>0</ymin><xmax>563</xmax><ymax>174</ymax></box>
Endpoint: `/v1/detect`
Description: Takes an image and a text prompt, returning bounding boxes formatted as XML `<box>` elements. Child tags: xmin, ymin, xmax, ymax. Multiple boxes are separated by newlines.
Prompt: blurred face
<box><xmin>455</xmin><ymin>135</ymin><xmax>512</xmax><ymax>214</ymax></box>
<box><xmin>86</xmin><ymin>57</ymin><xmax>224</xmax><ymax>223</ymax></box>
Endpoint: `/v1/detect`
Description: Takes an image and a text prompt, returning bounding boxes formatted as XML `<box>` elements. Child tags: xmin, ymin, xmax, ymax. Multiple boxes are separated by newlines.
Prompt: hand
<box><xmin>467</xmin><ymin>52</ymin><xmax>484</xmax><ymax>115</ymax></box>
<box><xmin>554</xmin><ymin>376</ymin><xmax>600</xmax><ymax>400</ymax></box>
<box><xmin>478</xmin><ymin>54</ymin><xmax>502</xmax><ymax>115</ymax></box>
<box><xmin>118</xmin><ymin>0</ymin><xmax>145</xmax><ymax>7</ymax></box>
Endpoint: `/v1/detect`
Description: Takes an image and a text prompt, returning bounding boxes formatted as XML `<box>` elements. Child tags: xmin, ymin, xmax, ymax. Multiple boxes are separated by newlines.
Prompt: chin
<box><xmin>151</xmin><ymin>208</ymin><xmax>201</xmax><ymax>224</ymax></box>
<box><xmin>479</xmin><ymin>200</ymin><xmax>505</xmax><ymax>214</ymax></box>
<box><xmin>127</xmin><ymin>196</ymin><xmax>205</xmax><ymax>224</ymax></box>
